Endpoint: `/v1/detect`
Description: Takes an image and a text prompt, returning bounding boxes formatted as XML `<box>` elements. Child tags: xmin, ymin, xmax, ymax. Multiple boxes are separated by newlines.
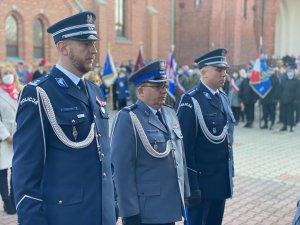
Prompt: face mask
<box><xmin>2</xmin><ymin>74</ymin><xmax>14</xmax><ymax>85</ymax></box>
<box><xmin>287</xmin><ymin>71</ymin><xmax>294</xmax><ymax>80</ymax></box>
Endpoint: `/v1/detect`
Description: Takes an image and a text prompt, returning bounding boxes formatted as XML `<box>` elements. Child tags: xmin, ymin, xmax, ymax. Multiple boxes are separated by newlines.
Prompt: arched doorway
<box><xmin>275</xmin><ymin>0</ymin><xmax>300</xmax><ymax>57</ymax></box>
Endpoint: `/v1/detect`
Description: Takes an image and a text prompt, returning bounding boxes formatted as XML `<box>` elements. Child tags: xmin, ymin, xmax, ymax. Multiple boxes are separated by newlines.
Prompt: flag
<box><xmin>134</xmin><ymin>47</ymin><xmax>144</xmax><ymax>71</ymax></box>
<box><xmin>101</xmin><ymin>50</ymin><xmax>118</xmax><ymax>87</ymax></box>
<box><xmin>230</xmin><ymin>78</ymin><xmax>239</xmax><ymax>93</ymax></box>
<box><xmin>249</xmin><ymin>49</ymin><xmax>272</xmax><ymax>98</ymax></box>
<box><xmin>166</xmin><ymin>52</ymin><xmax>176</xmax><ymax>101</ymax></box>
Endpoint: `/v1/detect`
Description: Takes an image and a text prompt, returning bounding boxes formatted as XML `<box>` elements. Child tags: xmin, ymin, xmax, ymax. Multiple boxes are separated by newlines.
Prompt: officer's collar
<box><xmin>201</xmin><ymin>81</ymin><xmax>219</xmax><ymax>95</ymax></box>
<box><xmin>56</xmin><ymin>64</ymin><xmax>84</xmax><ymax>85</ymax></box>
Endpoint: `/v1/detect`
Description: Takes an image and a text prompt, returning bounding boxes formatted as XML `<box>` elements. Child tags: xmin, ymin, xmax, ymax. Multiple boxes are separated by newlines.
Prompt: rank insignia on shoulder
<box><xmin>55</xmin><ymin>78</ymin><xmax>68</xmax><ymax>88</ymax></box>
<box><xmin>187</xmin><ymin>87</ymin><xmax>198</xmax><ymax>96</ymax></box>
<box><xmin>123</xmin><ymin>103</ymin><xmax>137</xmax><ymax>111</ymax></box>
<box><xmin>203</xmin><ymin>92</ymin><xmax>212</xmax><ymax>100</ymax></box>
<box><xmin>28</xmin><ymin>75</ymin><xmax>50</xmax><ymax>86</ymax></box>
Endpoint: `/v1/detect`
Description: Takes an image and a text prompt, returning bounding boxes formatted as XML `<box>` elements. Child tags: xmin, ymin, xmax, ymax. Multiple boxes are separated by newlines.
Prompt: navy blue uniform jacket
<box><xmin>12</xmin><ymin>66</ymin><xmax>115</xmax><ymax>225</ymax></box>
<box><xmin>176</xmin><ymin>82</ymin><xmax>235</xmax><ymax>200</ymax></box>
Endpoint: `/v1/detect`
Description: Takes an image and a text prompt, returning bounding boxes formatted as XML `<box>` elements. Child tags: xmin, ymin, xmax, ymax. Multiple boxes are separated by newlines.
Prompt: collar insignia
<box><xmin>203</xmin><ymin>92</ymin><xmax>212</xmax><ymax>100</ymax></box>
<box><xmin>55</xmin><ymin>78</ymin><xmax>68</xmax><ymax>88</ymax></box>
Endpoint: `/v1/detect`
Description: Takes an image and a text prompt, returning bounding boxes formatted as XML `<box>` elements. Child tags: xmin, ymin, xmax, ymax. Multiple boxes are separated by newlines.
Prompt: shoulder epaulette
<box><xmin>186</xmin><ymin>86</ymin><xmax>199</xmax><ymax>97</ymax></box>
<box><xmin>163</xmin><ymin>103</ymin><xmax>173</xmax><ymax>108</ymax></box>
<box><xmin>219</xmin><ymin>89</ymin><xmax>227</xmax><ymax>96</ymax></box>
<box><xmin>28</xmin><ymin>75</ymin><xmax>50</xmax><ymax>86</ymax></box>
<box><xmin>123</xmin><ymin>103</ymin><xmax>137</xmax><ymax>111</ymax></box>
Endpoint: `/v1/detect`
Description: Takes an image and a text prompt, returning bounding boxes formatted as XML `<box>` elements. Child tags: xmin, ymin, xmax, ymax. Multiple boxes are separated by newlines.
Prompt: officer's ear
<box><xmin>136</xmin><ymin>85</ymin><xmax>144</xmax><ymax>98</ymax></box>
<box><xmin>57</xmin><ymin>40</ymin><xmax>70</xmax><ymax>56</ymax></box>
<box><xmin>200</xmin><ymin>68</ymin><xmax>208</xmax><ymax>79</ymax></box>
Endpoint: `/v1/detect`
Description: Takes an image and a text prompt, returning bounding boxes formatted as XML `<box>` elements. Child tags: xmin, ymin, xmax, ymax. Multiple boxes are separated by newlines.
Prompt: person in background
<box><xmin>228</xmin><ymin>72</ymin><xmax>242</xmax><ymax>125</ymax></box>
<box><xmin>15</xmin><ymin>60</ymin><xmax>27</xmax><ymax>85</ymax></box>
<box><xmin>116</xmin><ymin>67</ymin><xmax>129</xmax><ymax>109</ymax></box>
<box><xmin>85</xmin><ymin>71</ymin><xmax>109</xmax><ymax>100</ymax></box>
<box><xmin>278</xmin><ymin>67</ymin><xmax>298</xmax><ymax>132</ymax></box>
<box><xmin>0</xmin><ymin>63</ymin><xmax>23</xmax><ymax>215</ymax></box>
<box><xmin>260</xmin><ymin>67</ymin><xmax>280</xmax><ymax>130</ymax></box>
<box><xmin>111</xmin><ymin>60</ymin><xmax>190</xmax><ymax>225</ymax></box>
<box><xmin>239</xmin><ymin>70</ymin><xmax>258</xmax><ymax>128</ymax></box>
<box><xmin>176</xmin><ymin>48</ymin><xmax>235</xmax><ymax>225</ymax></box>
<box><xmin>32</xmin><ymin>58</ymin><xmax>47</xmax><ymax>80</ymax></box>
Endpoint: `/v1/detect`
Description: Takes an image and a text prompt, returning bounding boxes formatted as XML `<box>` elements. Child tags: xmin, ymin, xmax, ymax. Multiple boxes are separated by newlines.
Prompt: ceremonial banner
<box><xmin>101</xmin><ymin>50</ymin><xmax>118</xmax><ymax>87</ymax></box>
<box><xmin>166</xmin><ymin>52</ymin><xmax>176</xmax><ymax>100</ymax></box>
<box><xmin>250</xmin><ymin>50</ymin><xmax>272</xmax><ymax>98</ymax></box>
<box><xmin>134</xmin><ymin>47</ymin><xmax>144</xmax><ymax>72</ymax></box>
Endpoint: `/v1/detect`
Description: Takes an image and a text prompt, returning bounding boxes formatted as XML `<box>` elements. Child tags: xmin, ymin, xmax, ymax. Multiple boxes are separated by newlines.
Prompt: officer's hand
<box><xmin>186</xmin><ymin>190</ymin><xmax>201</xmax><ymax>206</ymax></box>
<box><xmin>122</xmin><ymin>214</ymin><xmax>141</xmax><ymax>225</ymax></box>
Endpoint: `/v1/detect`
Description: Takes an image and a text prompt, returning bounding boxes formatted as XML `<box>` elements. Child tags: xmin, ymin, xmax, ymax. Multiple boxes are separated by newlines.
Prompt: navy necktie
<box><xmin>156</xmin><ymin>111</ymin><xmax>168</xmax><ymax>130</ymax></box>
<box><xmin>78</xmin><ymin>79</ymin><xmax>88</xmax><ymax>97</ymax></box>
<box><xmin>214</xmin><ymin>92</ymin><xmax>224</xmax><ymax>112</ymax></box>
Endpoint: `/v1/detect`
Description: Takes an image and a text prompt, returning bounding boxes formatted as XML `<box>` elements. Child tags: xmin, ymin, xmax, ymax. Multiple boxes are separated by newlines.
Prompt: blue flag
<box><xmin>101</xmin><ymin>50</ymin><xmax>117</xmax><ymax>87</ymax></box>
<box><xmin>166</xmin><ymin>52</ymin><xmax>176</xmax><ymax>101</ymax></box>
<box><xmin>250</xmin><ymin>49</ymin><xmax>272</xmax><ymax>98</ymax></box>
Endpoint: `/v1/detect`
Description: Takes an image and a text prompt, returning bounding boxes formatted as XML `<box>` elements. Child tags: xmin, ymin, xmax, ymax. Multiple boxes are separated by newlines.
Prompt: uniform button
<box><xmin>94</xmin><ymin>115</ymin><xmax>96</xmax><ymax>119</ymax></box>
<box><xmin>58</xmin><ymin>200</ymin><xmax>63</xmax><ymax>204</ymax></box>
<box><xmin>103</xmin><ymin>172</ymin><xmax>106</xmax><ymax>177</ymax></box>
<box><xmin>101</xmin><ymin>153</ymin><xmax>104</xmax><ymax>158</ymax></box>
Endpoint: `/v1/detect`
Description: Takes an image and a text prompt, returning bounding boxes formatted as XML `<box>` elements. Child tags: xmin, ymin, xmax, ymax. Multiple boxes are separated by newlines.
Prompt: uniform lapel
<box><xmin>51</xmin><ymin>67</ymin><xmax>90</xmax><ymax>106</ymax></box>
<box><xmin>137</xmin><ymin>101</ymin><xmax>168</xmax><ymax>133</ymax></box>
<box><xmin>199</xmin><ymin>82</ymin><xmax>224</xmax><ymax>112</ymax></box>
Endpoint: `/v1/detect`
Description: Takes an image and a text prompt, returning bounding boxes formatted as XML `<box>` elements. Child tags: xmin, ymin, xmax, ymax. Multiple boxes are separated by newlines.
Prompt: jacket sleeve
<box><xmin>111</xmin><ymin>110</ymin><xmax>140</xmax><ymax>217</ymax></box>
<box><xmin>175</xmin><ymin>94</ymin><xmax>199</xmax><ymax>193</ymax></box>
<box><xmin>12</xmin><ymin>85</ymin><xmax>48</xmax><ymax>225</ymax></box>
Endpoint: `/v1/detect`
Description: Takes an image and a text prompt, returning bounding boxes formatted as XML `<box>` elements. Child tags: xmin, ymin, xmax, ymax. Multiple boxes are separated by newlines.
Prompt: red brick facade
<box><xmin>0</xmin><ymin>0</ymin><xmax>287</xmax><ymax>68</ymax></box>
<box><xmin>174</xmin><ymin>0</ymin><xmax>284</xmax><ymax>66</ymax></box>
<box><xmin>0</xmin><ymin>0</ymin><xmax>171</xmax><ymax>68</ymax></box>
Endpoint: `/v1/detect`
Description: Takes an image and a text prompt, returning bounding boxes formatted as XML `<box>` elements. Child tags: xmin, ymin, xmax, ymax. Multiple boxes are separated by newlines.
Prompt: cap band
<box><xmin>62</xmin><ymin>30</ymin><xmax>97</xmax><ymax>39</ymax></box>
<box><xmin>197</xmin><ymin>56</ymin><xmax>226</xmax><ymax>65</ymax></box>
<box><xmin>133</xmin><ymin>69</ymin><xmax>164</xmax><ymax>86</ymax></box>
<box><xmin>52</xmin><ymin>24</ymin><xmax>95</xmax><ymax>37</ymax></box>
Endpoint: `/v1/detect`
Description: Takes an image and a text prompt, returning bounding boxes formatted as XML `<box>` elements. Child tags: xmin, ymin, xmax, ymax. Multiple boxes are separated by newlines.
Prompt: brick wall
<box><xmin>0</xmin><ymin>0</ymin><xmax>171</xmax><ymax>68</ymax></box>
<box><xmin>174</xmin><ymin>0</ymin><xmax>283</xmax><ymax>66</ymax></box>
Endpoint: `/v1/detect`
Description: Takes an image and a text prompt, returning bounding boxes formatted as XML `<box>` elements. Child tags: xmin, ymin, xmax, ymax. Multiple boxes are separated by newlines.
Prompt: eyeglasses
<box><xmin>142</xmin><ymin>83</ymin><xmax>169</xmax><ymax>90</ymax></box>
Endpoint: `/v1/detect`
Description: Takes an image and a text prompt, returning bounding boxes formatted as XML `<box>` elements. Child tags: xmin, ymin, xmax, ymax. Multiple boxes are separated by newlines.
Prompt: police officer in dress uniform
<box><xmin>111</xmin><ymin>60</ymin><xmax>190</xmax><ymax>225</ymax></box>
<box><xmin>175</xmin><ymin>49</ymin><xmax>235</xmax><ymax>225</ymax></box>
<box><xmin>12</xmin><ymin>12</ymin><xmax>115</xmax><ymax>225</ymax></box>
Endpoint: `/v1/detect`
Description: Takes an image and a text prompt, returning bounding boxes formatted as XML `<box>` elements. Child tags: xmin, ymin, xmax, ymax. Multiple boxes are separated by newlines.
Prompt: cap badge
<box><xmin>87</xmin><ymin>14</ymin><xmax>94</xmax><ymax>24</ymax></box>
<box><xmin>160</xmin><ymin>61</ymin><xmax>166</xmax><ymax>70</ymax></box>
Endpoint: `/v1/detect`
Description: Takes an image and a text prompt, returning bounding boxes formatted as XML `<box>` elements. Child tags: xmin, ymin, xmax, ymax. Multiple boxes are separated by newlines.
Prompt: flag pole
<box><xmin>258</xmin><ymin>36</ymin><xmax>263</xmax><ymax>128</ymax></box>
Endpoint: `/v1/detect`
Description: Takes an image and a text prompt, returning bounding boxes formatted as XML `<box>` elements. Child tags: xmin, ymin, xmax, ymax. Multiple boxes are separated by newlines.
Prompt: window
<box><xmin>33</xmin><ymin>19</ymin><xmax>44</xmax><ymax>59</ymax></box>
<box><xmin>5</xmin><ymin>15</ymin><xmax>18</xmax><ymax>58</ymax></box>
<box><xmin>195</xmin><ymin>0</ymin><xmax>201</xmax><ymax>7</ymax></box>
<box><xmin>115</xmin><ymin>0</ymin><xmax>127</xmax><ymax>38</ymax></box>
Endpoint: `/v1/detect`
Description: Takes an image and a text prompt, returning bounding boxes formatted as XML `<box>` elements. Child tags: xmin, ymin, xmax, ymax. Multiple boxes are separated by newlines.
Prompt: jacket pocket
<box><xmin>44</xmin><ymin>186</ymin><xmax>83</xmax><ymax>206</ymax></box>
<box><xmin>137</xmin><ymin>183</ymin><xmax>160</xmax><ymax>196</ymax></box>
